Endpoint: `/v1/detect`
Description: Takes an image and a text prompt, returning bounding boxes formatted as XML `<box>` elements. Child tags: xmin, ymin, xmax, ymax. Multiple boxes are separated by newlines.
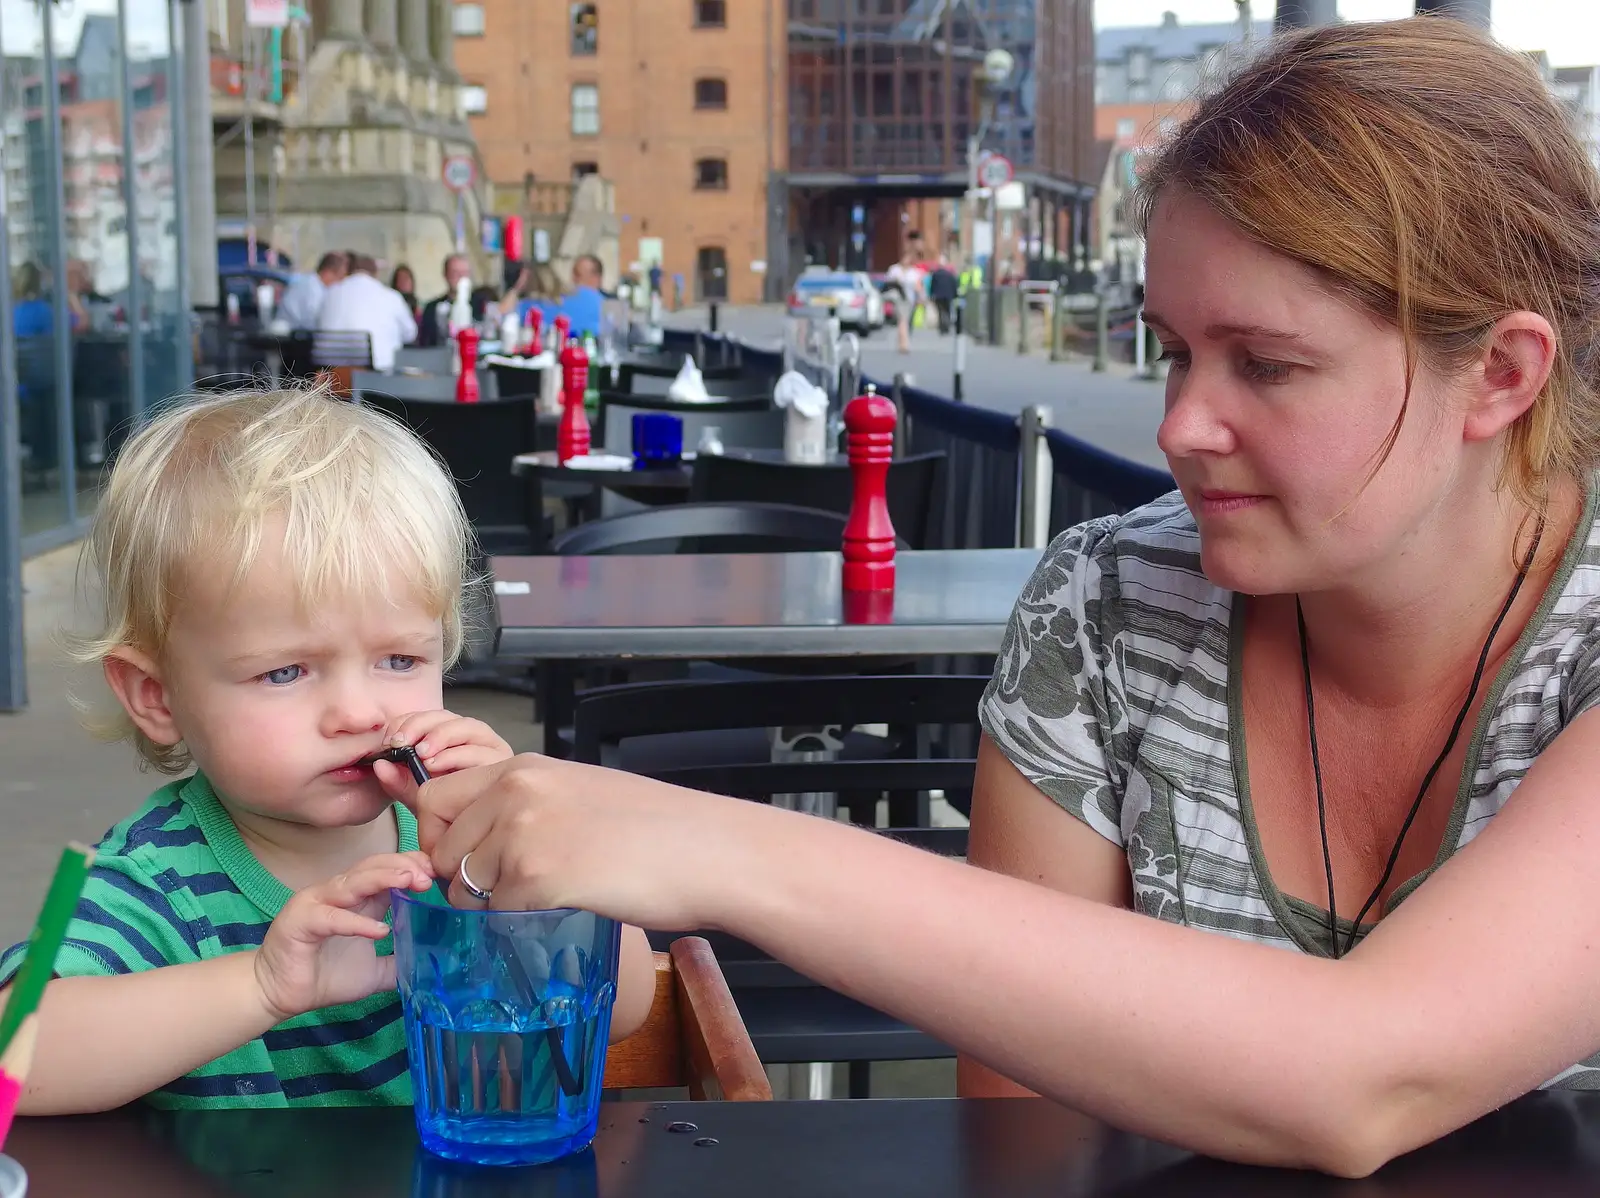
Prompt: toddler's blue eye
<box><xmin>262</xmin><ymin>664</ymin><xmax>304</xmax><ymax>686</ymax></box>
<box><xmin>382</xmin><ymin>655</ymin><xmax>421</xmax><ymax>672</ymax></box>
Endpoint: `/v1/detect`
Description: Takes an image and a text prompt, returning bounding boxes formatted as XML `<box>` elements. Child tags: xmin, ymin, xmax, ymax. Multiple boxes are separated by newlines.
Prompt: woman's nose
<box><xmin>1157</xmin><ymin>368</ymin><xmax>1237</xmax><ymax>461</ymax></box>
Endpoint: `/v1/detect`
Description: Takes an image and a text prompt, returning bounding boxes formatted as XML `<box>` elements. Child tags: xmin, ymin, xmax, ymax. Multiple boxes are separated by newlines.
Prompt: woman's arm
<box><xmin>413</xmin><ymin>709</ymin><xmax>1600</xmax><ymax>1176</ymax></box>
<box><xmin>958</xmin><ymin>737</ymin><xmax>1131</xmax><ymax>1099</ymax></box>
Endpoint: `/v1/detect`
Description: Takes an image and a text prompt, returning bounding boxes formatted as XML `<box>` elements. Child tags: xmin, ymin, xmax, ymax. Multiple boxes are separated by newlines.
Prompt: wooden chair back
<box><xmin>602</xmin><ymin>937</ymin><xmax>771</xmax><ymax>1100</ymax></box>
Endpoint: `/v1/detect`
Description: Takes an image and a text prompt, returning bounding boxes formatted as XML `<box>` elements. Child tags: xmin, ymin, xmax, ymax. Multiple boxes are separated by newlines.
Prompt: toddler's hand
<box><xmin>373</xmin><ymin>710</ymin><xmax>514</xmax><ymax>804</ymax></box>
<box><xmin>254</xmin><ymin>851</ymin><xmax>433</xmax><ymax>1023</ymax></box>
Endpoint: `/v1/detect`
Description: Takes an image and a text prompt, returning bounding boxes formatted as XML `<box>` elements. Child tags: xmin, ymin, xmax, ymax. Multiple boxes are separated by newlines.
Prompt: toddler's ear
<box><xmin>103</xmin><ymin>648</ymin><xmax>182</xmax><ymax>747</ymax></box>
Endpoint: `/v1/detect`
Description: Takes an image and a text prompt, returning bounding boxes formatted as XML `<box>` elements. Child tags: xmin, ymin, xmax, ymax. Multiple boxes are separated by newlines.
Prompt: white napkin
<box><xmin>773</xmin><ymin>371</ymin><xmax>830</xmax><ymax>463</ymax></box>
<box><xmin>665</xmin><ymin>356</ymin><xmax>711</xmax><ymax>402</ymax></box>
<box><xmin>481</xmin><ymin>352</ymin><xmax>555</xmax><ymax>369</ymax></box>
<box><xmin>563</xmin><ymin>453</ymin><xmax>635</xmax><ymax>471</ymax></box>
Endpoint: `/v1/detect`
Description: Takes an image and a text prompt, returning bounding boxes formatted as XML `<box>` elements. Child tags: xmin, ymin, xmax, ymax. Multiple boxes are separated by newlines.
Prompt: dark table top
<box><xmin>490</xmin><ymin>548</ymin><xmax>1040</xmax><ymax>659</ymax></box>
<box><xmin>12</xmin><ymin>1092</ymin><xmax>1600</xmax><ymax>1197</ymax></box>
<box><xmin>509</xmin><ymin>448</ymin><xmax>845</xmax><ymax>489</ymax></box>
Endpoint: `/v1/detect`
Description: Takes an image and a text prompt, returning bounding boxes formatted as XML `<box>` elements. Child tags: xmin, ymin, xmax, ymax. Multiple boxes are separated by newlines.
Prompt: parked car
<box><xmin>786</xmin><ymin>271</ymin><xmax>884</xmax><ymax>334</ymax></box>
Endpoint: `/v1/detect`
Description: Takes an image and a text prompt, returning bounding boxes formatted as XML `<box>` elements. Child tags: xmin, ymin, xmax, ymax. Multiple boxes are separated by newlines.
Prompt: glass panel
<box><xmin>125</xmin><ymin>0</ymin><xmax>184</xmax><ymax>419</ymax></box>
<box><xmin>3</xmin><ymin>0</ymin><xmax>69</xmax><ymax>536</ymax></box>
<box><xmin>55</xmin><ymin>0</ymin><xmax>133</xmax><ymax>518</ymax></box>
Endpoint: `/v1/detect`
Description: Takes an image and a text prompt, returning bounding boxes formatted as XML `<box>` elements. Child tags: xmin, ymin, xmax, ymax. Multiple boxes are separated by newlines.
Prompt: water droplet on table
<box><xmin>665</xmin><ymin>1121</ymin><xmax>698</xmax><ymax>1134</ymax></box>
<box><xmin>693</xmin><ymin>1137</ymin><xmax>719</xmax><ymax>1148</ymax></box>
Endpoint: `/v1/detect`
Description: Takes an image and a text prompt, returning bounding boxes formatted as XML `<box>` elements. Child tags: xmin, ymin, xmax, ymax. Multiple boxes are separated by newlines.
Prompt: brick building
<box><xmin>456</xmin><ymin>0</ymin><xmax>785</xmax><ymax>306</ymax></box>
<box><xmin>456</xmin><ymin>0</ymin><xmax>1096</xmax><ymax>304</ymax></box>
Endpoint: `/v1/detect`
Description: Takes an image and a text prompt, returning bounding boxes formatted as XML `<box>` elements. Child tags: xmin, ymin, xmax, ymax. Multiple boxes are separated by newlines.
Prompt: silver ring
<box><xmin>458</xmin><ymin>852</ymin><xmax>493</xmax><ymax>902</ymax></box>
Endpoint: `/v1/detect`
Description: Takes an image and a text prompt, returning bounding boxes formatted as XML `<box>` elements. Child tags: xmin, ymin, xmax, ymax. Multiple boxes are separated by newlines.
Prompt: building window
<box><xmin>452</xmin><ymin>3</ymin><xmax>485</xmax><ymax>36</ymax></box>
<box><xmin>572</xmin><ymin>161</ymin><xmax>599</xmax><ymax>180</ymax></box>
<box><xmin>694</xmin><ymin>77</ymin><xmax>727</xmax><ymax>110</ymax></box>
<box><xmin>570</xmin><ymin>3</ymin><xmax>598</xmax><ymax>56</ymax></box>
<box><xmin>694</xmin><ymin>157</ymin><xmax>728</xmax><ymax>189</ymax></box>
<box><xmin>696</xmin><ymin>246</ymin><xmax>728</xmax><ymax>301</ymax></box>
<box><xmin>460</xmin><ymin>84</ymin><xmax>488</xmax><ymax>115</ymax></box>
<box><xmin>571</xmin><ymin>83</ymin><xmax>600</xmax><ymax>135</ymax></box>
<box><xmin>694</xmin><ymin>0</ymin><xmax>726</xmax><ymax>26</ymax></box>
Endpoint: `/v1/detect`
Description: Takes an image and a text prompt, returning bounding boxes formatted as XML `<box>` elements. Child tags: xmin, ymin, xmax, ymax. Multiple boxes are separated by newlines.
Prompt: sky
<box><xmin>1096</xmin><ymin>0</ymin><xmax>1599</xmax><ymax>67</ymax></box>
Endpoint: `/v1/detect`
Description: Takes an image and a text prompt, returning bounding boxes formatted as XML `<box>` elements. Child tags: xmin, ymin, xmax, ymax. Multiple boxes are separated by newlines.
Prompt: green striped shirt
<box><xmin>981</xmin><ymin>483</ymin><xmax>1600</xmax><ymax>1088</ymax></box>
<box><xmin>0</xmin><ymin>772</ymin><xmax>420</xmax><ymax>1108</ymax></box>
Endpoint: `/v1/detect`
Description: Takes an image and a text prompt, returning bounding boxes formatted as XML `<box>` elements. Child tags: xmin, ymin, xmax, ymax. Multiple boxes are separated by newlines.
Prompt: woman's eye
<box><xmin>382</xmin><ymin>654</ymin><xmax>421</xmax><ymax>672</ymax></box>
<box><xmin>1242</xmin><ymin>357</ymin><xmax>1294</xmax><ymax>384</ymax></box>
<box><xmin>261</xmin><ymin>664</ymin><xmax>304</xmax><ymax>686</ymax></box>
<box><xmin>1157</xmin><ymin>348</ymin><xmax>1191</xmax><ymax>369</ymax></box>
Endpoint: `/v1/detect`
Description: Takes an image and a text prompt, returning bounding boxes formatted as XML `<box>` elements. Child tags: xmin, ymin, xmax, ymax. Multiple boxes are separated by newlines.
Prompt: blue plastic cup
<box><xmin>392</xmin><ymin>891</ymin><xmax>622</xmax><ymax>1167</ymax></box>
<box><xmin>630</xmin><ymin>412</ymin><xmax>684</xmax><ymax>467</ymax></box>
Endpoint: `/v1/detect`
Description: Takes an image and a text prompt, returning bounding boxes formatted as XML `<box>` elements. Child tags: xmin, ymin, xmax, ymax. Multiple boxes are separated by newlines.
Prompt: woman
<box><xmin>390</xmin><ymin>263</ymin><xmax>420</xmax><ymax>326</ymax></box>
<box><xmin>390</xmin><ymin>20</ymin><xmax>1600</xmax><ymax>1176</ymax></box>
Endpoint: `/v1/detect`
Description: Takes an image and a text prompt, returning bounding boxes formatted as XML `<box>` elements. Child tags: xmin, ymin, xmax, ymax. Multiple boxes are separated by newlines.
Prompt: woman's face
<box><xmin>394</xmin><ymin>268</ymin><xmax>414</xmax><ymax>293</ymax></box>
<box><xmin>1146</xmin><ymin>190</ymin><xmax>1472</xmax><ymax>596</ymax></box>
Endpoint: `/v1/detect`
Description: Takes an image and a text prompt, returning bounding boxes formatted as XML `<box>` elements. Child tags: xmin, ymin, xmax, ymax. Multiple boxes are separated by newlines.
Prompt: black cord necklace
<box><xmin>1297</xmin><ymin>517</ymin><xmax>1544</xmax><ymax>959</ymax></box>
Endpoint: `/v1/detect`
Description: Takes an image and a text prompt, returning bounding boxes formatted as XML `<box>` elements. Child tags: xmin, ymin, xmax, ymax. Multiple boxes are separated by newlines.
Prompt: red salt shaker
<box><xmin>554</xmin><ymin>313</ymin><xmax>572</xmax><ymax>354</ymax></box>
<box><xmin>557</xmin><ymin>336</ymin><xmax>591</xmax><ymax>463</ymax></box>
<box><xmin>454</xmin><ymin>328</ymin><xmax>480</xmax><ymax>403</ymax></box>
<box><xmin>522</xmin><ymin>306</ymin><xmax>544</xmax><ymax>356</ymax></box>
<box><xmin>842</xmin><ymin>385</ymin><xmax>897</xmax><ymax>593</ymax></box>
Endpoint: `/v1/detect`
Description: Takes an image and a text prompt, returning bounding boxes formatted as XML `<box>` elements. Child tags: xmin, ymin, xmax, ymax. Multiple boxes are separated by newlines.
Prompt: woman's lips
<box><xmin>1196</xmin><ymin>490</ymin><xmax>1269</xmax><ymax>515</ymax></box>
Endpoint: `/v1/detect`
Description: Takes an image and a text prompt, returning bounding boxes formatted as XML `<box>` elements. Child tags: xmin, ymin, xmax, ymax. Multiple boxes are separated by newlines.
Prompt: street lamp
<box><xmin>964</xmin><ymin>48</ymin><xmax>1014</xmax><ymax>267</ymax></box>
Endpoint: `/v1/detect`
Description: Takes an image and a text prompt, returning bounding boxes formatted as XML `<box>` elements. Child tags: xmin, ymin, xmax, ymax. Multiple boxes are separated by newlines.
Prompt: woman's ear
<box><xmin>1462</xmin><ymin>312</ymin><xmax>1557</xmax><ymax>444</ymax></box>
<box><xmin>102</xmin><ymin>648</ymin><xmax>182</xmax><ymax>748</ymax></box>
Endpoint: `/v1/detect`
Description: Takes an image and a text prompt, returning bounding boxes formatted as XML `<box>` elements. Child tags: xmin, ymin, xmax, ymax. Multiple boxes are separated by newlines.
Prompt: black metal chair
<box><xmin>596</xmin><ymin>393</ymin><xmax>784</xmax><ymax>456</ymax></box>
<box><xmin>551</xmin><ymin>500</ymin><xmax>867</xmax><ymax>556</ymax></box>
<box><xmin>361</xmin><ymin>392</ymin><xmax>546</xmax><ymax>696</ymax></box>
<box><xmin>310</xmin><ymin>329</ymin><xmax>375</xmax><ymax>368</ymax></box>
<box><xmin>572</xmin><ymin>673</ymin><xmax>986</xmax><ymax>1096</ymax></box>
<box><xmin>689</xmin><ymin>451</ymin><xmax>947</xmax><ymax>550</ymax></box>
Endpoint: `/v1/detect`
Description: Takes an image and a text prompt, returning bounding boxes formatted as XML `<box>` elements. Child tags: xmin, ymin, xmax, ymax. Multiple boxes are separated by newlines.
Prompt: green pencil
<box><xmin>0</xmin><ymin>842</ymin><xmax>94</xmax><ymax>1058</ymax></box>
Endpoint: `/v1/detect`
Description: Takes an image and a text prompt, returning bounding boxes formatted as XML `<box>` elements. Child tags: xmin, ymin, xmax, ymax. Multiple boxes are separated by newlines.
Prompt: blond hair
<box><xmin>1134</xmin><ymin>17</ymin><xmax>1600</xmax><ymax>513</ymax></box>
<box><xmin>73</xmin><ymin>385</ymin><xmax>476</xmax><ymax>772</ymax></box>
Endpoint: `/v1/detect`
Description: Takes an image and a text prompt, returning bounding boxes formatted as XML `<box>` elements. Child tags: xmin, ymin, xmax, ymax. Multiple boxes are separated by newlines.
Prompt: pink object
<box><xmin>554</xmin><ymin>313</ymin><xmax>572</xmax><ymax>351</ymax></box>
<box><xmin>0</xmin><ymin>1071</ymin><xmax>19</xmax><ymax>1148</ymax></box>
<box><xmin>454</xmin><ymin>329</ymin><xmax>480</xmax><ymax>403</ymax></box>
<box><xmin>842</xmin><ymin>386</ymin><xmax>898</xmax><ymax>592</ymax></box>
<box><xmin>557</xmin><ymin>337</ymin><xmax>591</xmax><ymax>463</ymax></box>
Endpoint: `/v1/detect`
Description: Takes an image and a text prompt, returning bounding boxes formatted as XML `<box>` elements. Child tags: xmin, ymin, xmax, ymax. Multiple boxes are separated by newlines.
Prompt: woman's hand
<box><xmin>409</xmin><ymin>753</ymin><xmax>758</xmax><ymax>930</ymax></box>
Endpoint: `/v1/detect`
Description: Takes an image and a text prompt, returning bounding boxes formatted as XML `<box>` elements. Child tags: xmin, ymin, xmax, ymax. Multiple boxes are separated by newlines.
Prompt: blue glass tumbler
<box><xmin>630</xmin><ymin>412</ymin><xmax>684</xmax><ymax>468</ymax></box>
<box><xmin>392</xmin><ymin>891</ymin><xmax>622</xmax><ymax>1167</ymax></box>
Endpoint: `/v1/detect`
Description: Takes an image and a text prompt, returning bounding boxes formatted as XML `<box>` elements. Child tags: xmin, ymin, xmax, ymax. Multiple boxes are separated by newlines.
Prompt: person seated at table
<box><xmin>393</xmin><ymin>19</ymin><xmax>1600</xmax><ymax>1177</ymax></box>
<box><xmin>278</xmin><ymin>252</ymin><xmax>347</xmax><ymax>332</ymax></box>
<box><xmin>521</xmin><ymin>254</ymin><xmax>607</xmax><ymax>341</ymax></box>
<box><xmin>317</xmin><ymin>253</ymin><xmax>416</xmax><ymax>372</ymax></box>
<box><xmin>0</xmin><ymin>387</ymin><xmax>655</xmax><ymax>1114</ymax></box>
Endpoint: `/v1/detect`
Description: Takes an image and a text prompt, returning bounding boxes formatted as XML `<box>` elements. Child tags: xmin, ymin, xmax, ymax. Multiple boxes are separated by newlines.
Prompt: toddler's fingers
<box><xmin>413</xmin><ymin>716</ymin><xmax>510</xmax><ymax>760</ymax></box>
<box><xmin>305</xmin><ymin>906</ymin><xmax>393</xmax><ymax>942</ymax></box>
<box><xmin>385</xmin><ymin>710</ymin><xmax>462</xmax><ymax>749</ymax></box>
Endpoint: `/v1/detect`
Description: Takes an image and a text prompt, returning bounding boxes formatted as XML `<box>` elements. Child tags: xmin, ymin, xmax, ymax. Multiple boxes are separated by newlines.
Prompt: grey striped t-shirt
<box><xmin>979</xmin><ymin>486</ymin><xmax>1600</xmax><ymax>1089</ymax></box>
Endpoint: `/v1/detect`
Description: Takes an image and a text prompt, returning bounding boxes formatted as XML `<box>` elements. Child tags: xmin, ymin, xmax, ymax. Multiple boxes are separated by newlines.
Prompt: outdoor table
<box><xmin>509</xmin><ymin>448</ymin><xmax>845</xmax><ymax>495</ymax></box>
<box><xmin>492</xmin><ymin>546</ymin><xmax>1037</xmax><ymax>757</ymax></box>
<box><xmin>491</xmin><ymin>547</ymin><xmax>1039</xmax><ymax>660</ymax></box>
<box><xmin>11</xmin><ymin>1091</ymin><xmax>1600</xmax><ymax>1196</ymax></box>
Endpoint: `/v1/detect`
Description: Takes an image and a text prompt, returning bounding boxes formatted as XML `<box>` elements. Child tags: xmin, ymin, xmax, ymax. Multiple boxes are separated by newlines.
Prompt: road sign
<box><xmin>977</xmin><ymin>153</ymin><xmax>1014</xmax><ymax>190</ymax></box>
<box><xmin>245</xmin><ymin>0</ymin><xmax>289</xmax><ymax>27</ymax></box>
<box><xmin>441</xmin><ymin>154</ymin><xmax>477</xmax><ymax>193</ymax></box>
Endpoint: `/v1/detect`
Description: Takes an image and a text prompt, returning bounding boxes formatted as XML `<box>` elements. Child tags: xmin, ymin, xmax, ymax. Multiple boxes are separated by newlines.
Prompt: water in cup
<box><xmin>393</xmin><ymin>893</ymin><xmax>621</xmax><ymax>1167</ymax></box>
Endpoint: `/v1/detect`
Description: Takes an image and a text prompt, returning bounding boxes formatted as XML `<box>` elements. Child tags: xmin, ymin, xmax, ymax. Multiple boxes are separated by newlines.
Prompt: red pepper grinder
<box><xmin>554</xmin><ymin>313</ymin><xmax>572</xmax><ymax>357</ymax></box>
<box><xmin>454</xmin><ymin>328</ymin><xmax>480</xmax><ymax>404</ymax></box>
<box><xmin>842</xmin><ymin>384</ymin><xmax>898</xmax><ymax>593</ymax></box>
<box><xmin>557</xmin><ymin>336</ymin><xmax>592</xmax><ymax>463</ymax></box>
<box><xmin>522</xmin><ymin>306</ymin><xmax>544</xmax><ymax>357</ymax></box>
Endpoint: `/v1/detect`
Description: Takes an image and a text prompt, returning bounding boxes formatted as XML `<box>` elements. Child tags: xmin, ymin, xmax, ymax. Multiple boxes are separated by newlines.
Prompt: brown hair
<box><xmin>1134</xmin><ymin>17</ymin><xmax>1600</xmax><ymax>512</ymax></box>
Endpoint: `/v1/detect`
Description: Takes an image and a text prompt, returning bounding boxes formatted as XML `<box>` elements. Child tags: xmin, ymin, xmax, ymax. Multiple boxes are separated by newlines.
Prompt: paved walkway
<box><xmin>666</xmin><ymin>304</ymin><xmax>1170</xmax><ymax>470</ymax></box>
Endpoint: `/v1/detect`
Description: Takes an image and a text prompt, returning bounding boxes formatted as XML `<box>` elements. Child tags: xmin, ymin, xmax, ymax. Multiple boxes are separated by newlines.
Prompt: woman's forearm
<box><xmin>709</xmin><ymin>803</ymin><xmax>1409</xmax><ymax>1175</ymax></box>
